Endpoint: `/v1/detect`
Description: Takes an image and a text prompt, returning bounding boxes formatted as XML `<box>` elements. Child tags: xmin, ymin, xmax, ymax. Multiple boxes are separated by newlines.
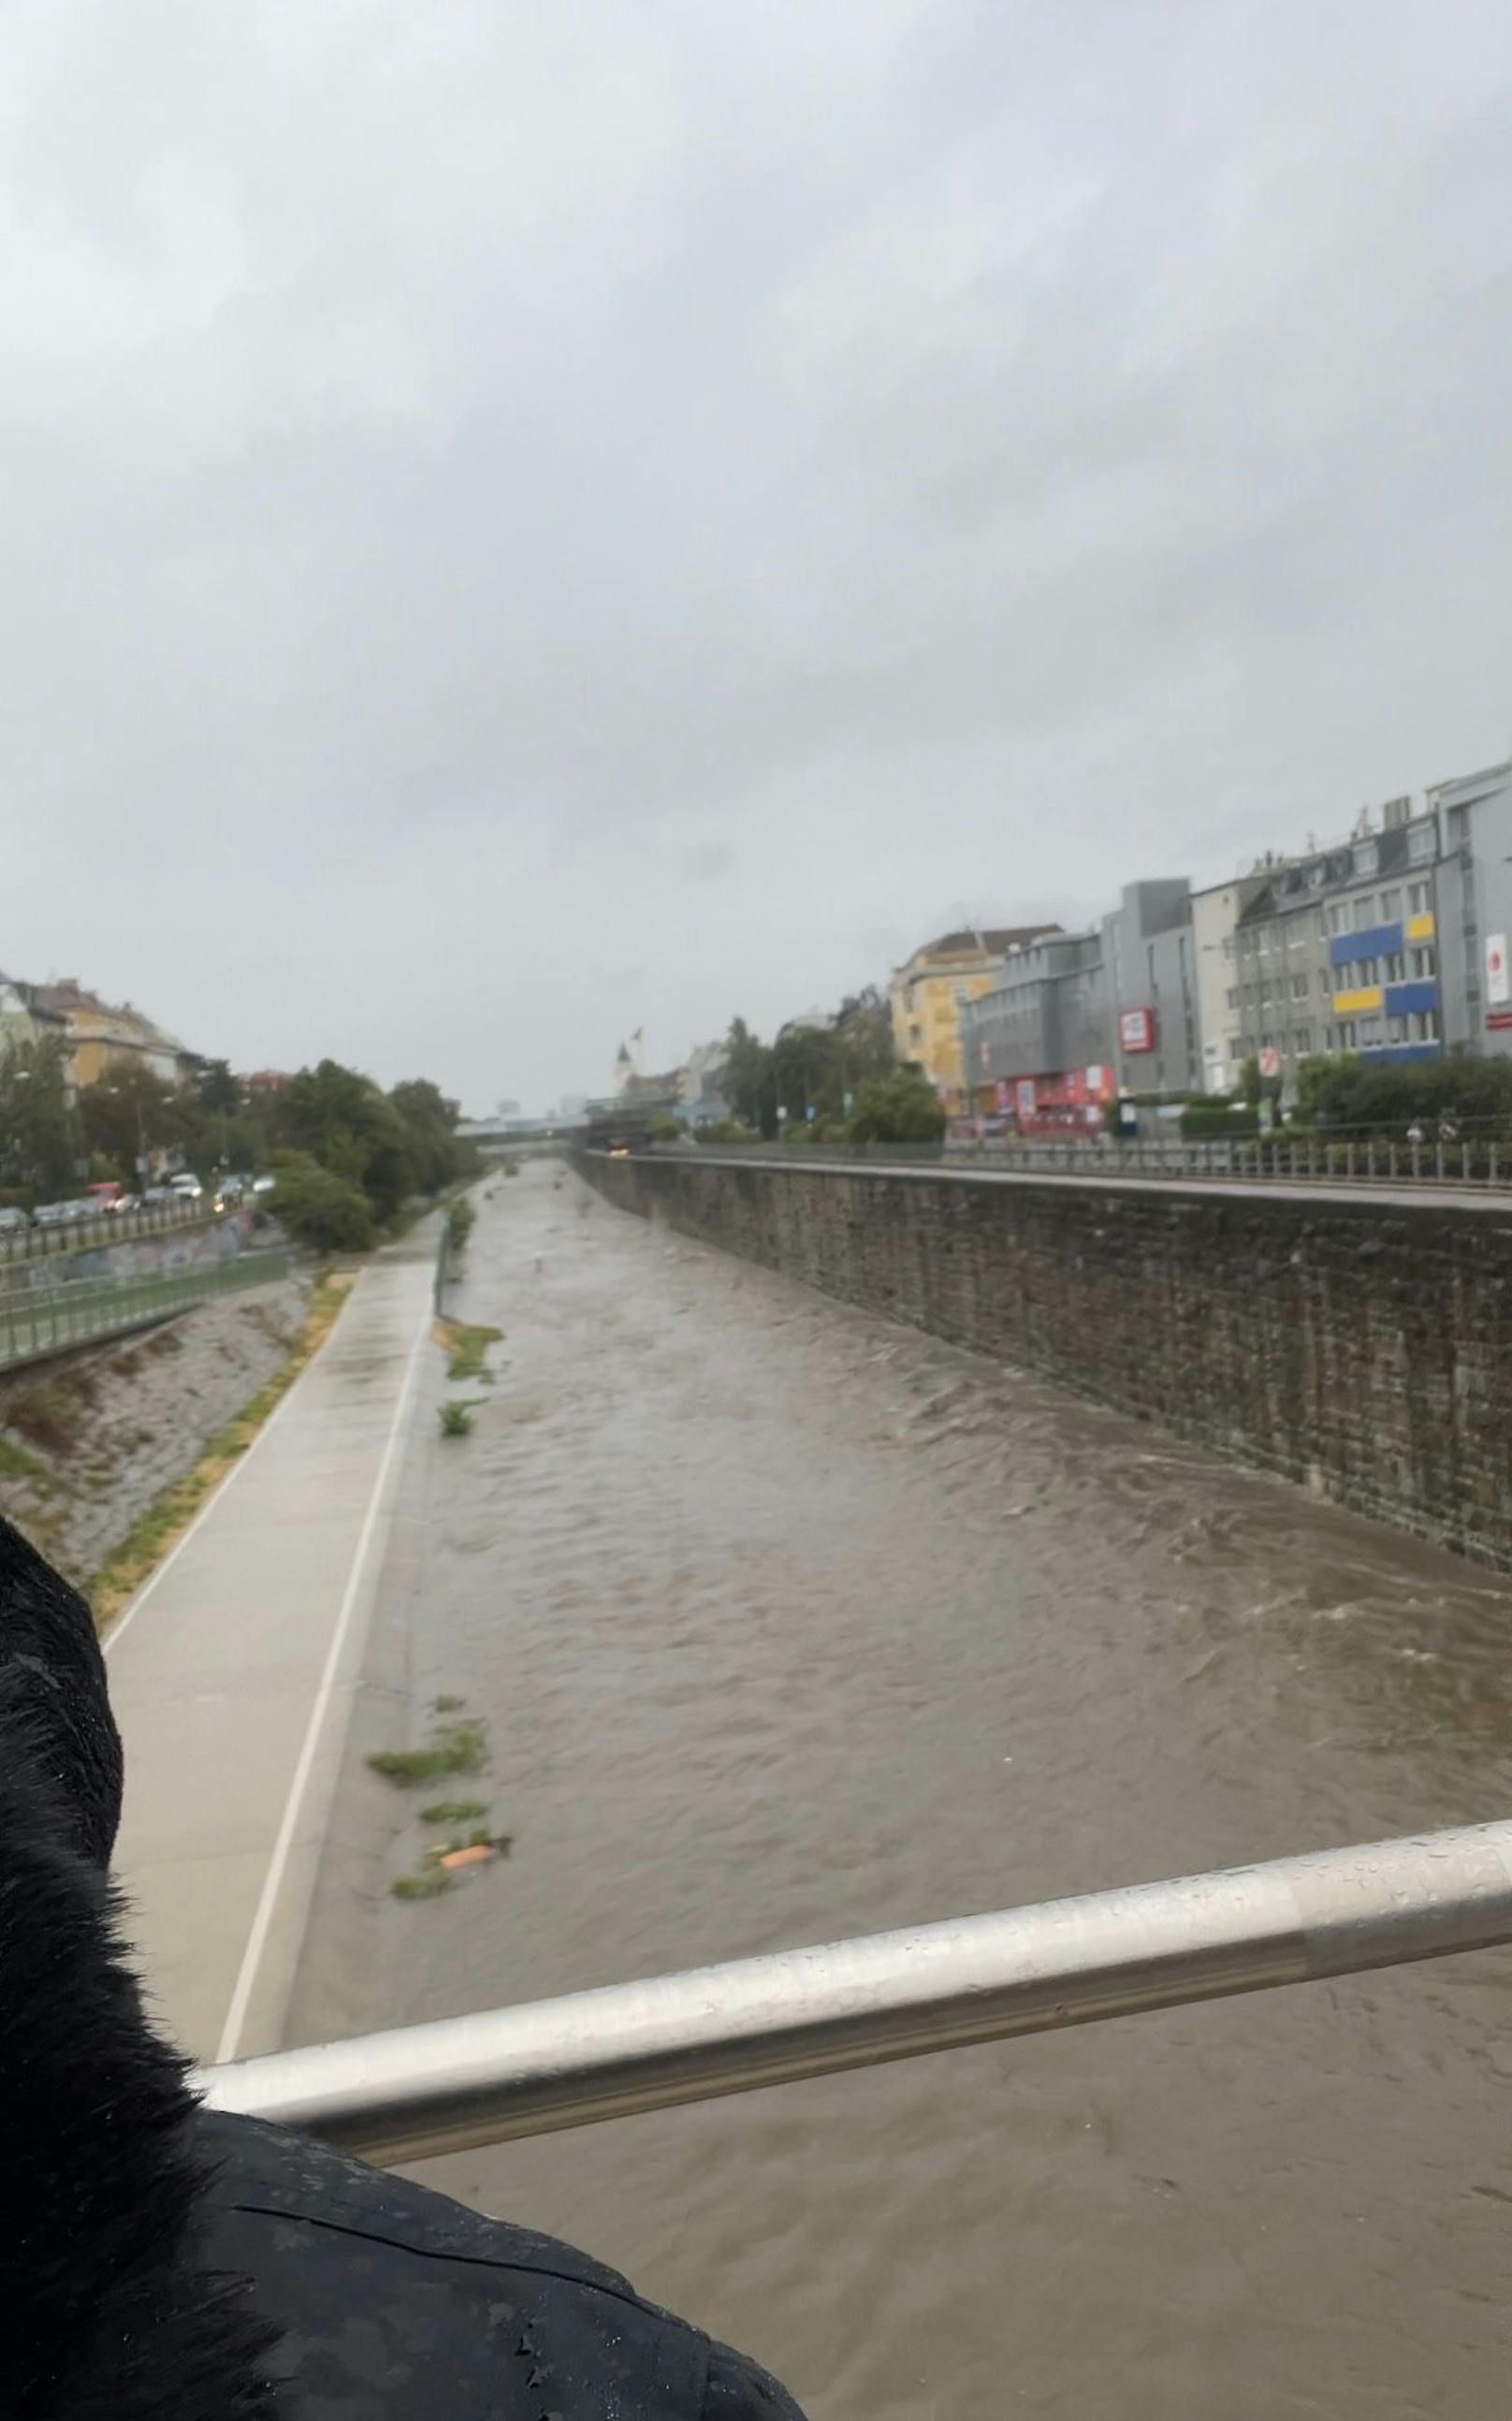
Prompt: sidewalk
<box><xmin>107</xmin><ymin>1235</ymin><xmax>436</xmax><ymax>2066</ymax></box>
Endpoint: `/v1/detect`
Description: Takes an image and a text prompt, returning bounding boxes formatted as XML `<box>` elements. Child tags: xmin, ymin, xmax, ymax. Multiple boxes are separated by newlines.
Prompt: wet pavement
<box><xmin>287</xmin><ymin>1161</ymin><xmax>1512</xmax><ymax>2421</ymax></box>
<box><xmin>110</xmin><ymin>1234</ymin><xmax>437</xmax><ymax>2063</ymax></box>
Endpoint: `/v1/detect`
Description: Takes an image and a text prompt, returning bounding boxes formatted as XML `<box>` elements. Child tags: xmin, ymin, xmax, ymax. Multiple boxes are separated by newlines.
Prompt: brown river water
<box><xmin>288</xmin><ymin>1159</ymin><xmax>1512</xmax><ymax>2420</ymax></box>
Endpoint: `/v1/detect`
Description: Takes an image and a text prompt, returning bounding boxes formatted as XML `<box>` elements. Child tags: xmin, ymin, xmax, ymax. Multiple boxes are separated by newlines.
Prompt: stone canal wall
<box><xmin>574</xmin><ymin>1149</ymin><xmax>1512</xmax><ymax>1570</ymax></box>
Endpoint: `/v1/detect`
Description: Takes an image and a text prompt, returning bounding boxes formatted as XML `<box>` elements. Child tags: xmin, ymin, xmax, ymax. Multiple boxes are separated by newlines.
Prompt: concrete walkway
<box><xmin>107</xmin><ymin>1237</ymin><xmax>436</xmax><ymax>2066</ymax></box>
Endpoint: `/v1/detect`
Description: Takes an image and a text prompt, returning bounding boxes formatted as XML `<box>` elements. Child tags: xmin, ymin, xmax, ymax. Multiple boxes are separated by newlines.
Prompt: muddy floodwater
<box><xmin>289</xmin><ymin>1160</ymin><xmax>1512</xmax><ymax>2420</ymax></box>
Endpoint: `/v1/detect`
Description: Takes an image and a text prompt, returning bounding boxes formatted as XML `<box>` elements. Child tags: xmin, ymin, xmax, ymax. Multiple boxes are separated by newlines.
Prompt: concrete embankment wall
<box><xmin>574</xmin><ymin>1149</ymin><xmax>1512</xmax><ymax>1571</ymax></box>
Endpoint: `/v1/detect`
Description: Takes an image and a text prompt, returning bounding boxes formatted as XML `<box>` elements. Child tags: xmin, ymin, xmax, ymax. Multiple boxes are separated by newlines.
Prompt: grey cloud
<box><xmin>1</xmin><ymin>1</ymin><xmax>1508</xmax><ymax>1105</ymax></box>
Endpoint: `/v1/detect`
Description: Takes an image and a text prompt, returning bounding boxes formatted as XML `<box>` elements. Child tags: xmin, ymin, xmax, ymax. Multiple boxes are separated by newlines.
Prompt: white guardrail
<box><xmin>199</xmin><ymin>1820</ymin><xmax>1512</xmax><ymax>2166</ymax></box>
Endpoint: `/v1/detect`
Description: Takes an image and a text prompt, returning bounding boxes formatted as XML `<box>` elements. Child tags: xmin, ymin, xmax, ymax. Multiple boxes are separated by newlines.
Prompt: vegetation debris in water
<box><xmin>418</xmin><ymin>1796</ymin><xmax>487</xmax><ymax>1824</ymax></box>
<box><xmin>439</xmin><ymin>1399</ymin><xmax>477</xmax><ymax>1437</ymax></box>
<box><xmin>390</xmin><ymin>1869</ymin><xmax>454</xmax><ymax>1902</ymax></box>
<box><xmin>367</xmin><ymin>1715</ymin><xmax>487</xmax><ymax>1787</ymax></box>
<box><xmin>434</xmin><ymin>1320</ymin><xmax>502</xmax><ymax>1381</ymax></box>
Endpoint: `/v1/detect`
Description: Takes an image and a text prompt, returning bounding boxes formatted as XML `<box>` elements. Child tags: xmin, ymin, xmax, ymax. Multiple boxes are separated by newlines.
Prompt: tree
<box><xmin>772</xmin><ymin>1022</ymin><xmax>847</xmax><ymax>1125</ymax></box>
<box><xmin>0</xmin><ymin>1036</ymin><xmax>80</xmax><ymax>1201</ymax></box>
<box><xmin>279</xmin><ymin>1058</ymin><xmax>418</xmax><ymax>1223</ymax></box>
<box><xmin>846</xmin><ymin>1069</ymin><xmax>946</xmax><ymax>1146</ymax></box>
<box><xmin>269</xmin><ymin>1151</ymin><xmax>378</xmax><ymax>1251</ymax></box>
<box><xmin>79</xmin><ymin>1061</ymin><xmax>196</xmax><ymax>1184</ymax></box>
<box><xmin>188</xmin><ymin>1057</ymin><xmax>242</xmax><ymax>1116</ymax></box>
<box><xmin>722</xmin><ymin>1019</ymin><xmax>778</xmax><ymax>1138</ymax></box>
<box><xmin>835</xmin><ymin>986</ymin><xmax>894</xmax><ymax>1087</ymax></box>
<box><xmin>388</xmin><ymin>1078</ymin><xmax>473</xmax><ymax>1195</ymax></box>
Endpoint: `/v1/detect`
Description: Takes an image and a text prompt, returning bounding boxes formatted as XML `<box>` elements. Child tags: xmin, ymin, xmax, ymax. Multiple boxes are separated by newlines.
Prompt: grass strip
<box><xmin>90</xmin><ymin>1271</ymin><xmax>356</xmax><ymax>1634</ymax></box>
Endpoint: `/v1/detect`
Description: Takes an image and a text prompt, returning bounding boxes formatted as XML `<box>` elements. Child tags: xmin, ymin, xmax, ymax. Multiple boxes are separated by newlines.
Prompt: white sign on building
<box><xmin>1486</xmin><ymin>934</ymin><xmax>1510</xmax><ymax>1006</ymax></box>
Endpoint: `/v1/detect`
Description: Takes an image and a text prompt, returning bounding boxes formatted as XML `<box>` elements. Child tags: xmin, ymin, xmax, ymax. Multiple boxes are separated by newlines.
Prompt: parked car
<box><xmin>112</xmin><ymin>1193</ymin><xmax>142</xmax><ymax>1215</ymax></box>
<box><xmin>32</xmin><ymin>1203</ymin><xmax>70</xmax><ymax>1227</ymax></box>
<box><xmin>85</xmin><ymin>1181</ymin><xmax>123</xmax><ymax>1213</ymax></box>
<box><xmin>0</xmin><ymin>1206</ymin><xmax>29</xmax><ymax>1236</ymax></box>
<box><xmin>168</xmin><ymin>1174</ymin><xmax>204</xmax><ymax>1202</ymax></box>
<box><xmin>251</xmin><ymin>1174</ymin><xmax>276</xmax><ymax>1196</ymax></box>
<box><xmin>141</xmin><ymin>1186</ymin><xmax>176</xmax><ymax>1206</ymax></box>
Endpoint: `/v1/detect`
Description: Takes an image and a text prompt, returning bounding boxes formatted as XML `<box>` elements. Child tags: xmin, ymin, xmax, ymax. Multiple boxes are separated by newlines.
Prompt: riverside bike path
<box><xmin>106</xmin><ymin>1232</ymin><xmax>437</xmax><ymax>2066</ymax></box>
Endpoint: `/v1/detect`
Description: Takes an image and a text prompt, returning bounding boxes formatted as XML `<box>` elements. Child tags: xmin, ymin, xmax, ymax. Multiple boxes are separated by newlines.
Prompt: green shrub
<box><xmin>846</xmin><ymin>1071</ymin><xmax>946</xmax><ymax>1146</ymax></box>
<box><xmin>446</xmin><ymin>1195</ymin><xmax>476</xmax><ymax>1249</ymax></box>
<box><xmin>269</xmin><ymin>1152</ymin><xmax>378</xmax><ymax>1251</ymax></box>
<box><xmin>1181</xmin><ymin>1099</ymin><xmax>1259</xmax><ymax>1140</ymax></box>
<box><xmin>440</xmin><ymin>1400</ymin><xmax>475</xmax><ymax>1438</ymax></box>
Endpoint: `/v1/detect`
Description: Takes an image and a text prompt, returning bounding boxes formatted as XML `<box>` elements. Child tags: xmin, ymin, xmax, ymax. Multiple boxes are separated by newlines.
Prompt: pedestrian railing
<box><xmin>647</xmin><ymin>1136</ymin><xmax>1512</xmax><ymax>1194</ymax></box>
<box><xmin>197</xmin><ymin>1818</ymin><xmax>1512</xmax><ymax>2166</ymax></box>
<box><xmin>0</xmin><ymin>1248</ymin><xmax>290</xmax><ymax>1375</ymax></box>
<box><xmin>0</xmin><ymin>1194</ymin><xmax>207</xmax><ymax>1267</ymax></box>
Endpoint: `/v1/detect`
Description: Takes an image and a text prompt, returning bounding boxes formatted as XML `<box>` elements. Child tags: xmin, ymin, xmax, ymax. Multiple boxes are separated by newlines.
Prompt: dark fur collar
<box><xmin>0</xmin><ymin>1710</ymin><xmax>282</xmax><ymax>2416</ymax></box>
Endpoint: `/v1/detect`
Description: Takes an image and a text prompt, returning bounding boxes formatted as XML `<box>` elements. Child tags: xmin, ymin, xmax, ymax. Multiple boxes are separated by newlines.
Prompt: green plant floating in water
<box><xmin>391</xmin><ymin>1869</ymin><xmax>454</xmax><ymax>1901</ymax></box>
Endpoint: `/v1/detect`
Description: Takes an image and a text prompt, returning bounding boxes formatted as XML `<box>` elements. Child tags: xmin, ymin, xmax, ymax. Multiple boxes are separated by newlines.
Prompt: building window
<box><xmin>1408</xmin><ymin>824</ymin><xmax>1434</xmax><ymax>865</ymax></box>
<box><xmin>1226</xmin><ymin>986</ymin><xmax>1240</xmax><ymax>1010</ymax></box>
<box><xmin>1351</xmin><ymin>897</ymin><xmax>1374</xmax><ymax>930</ymax></box>
<box><xmin>1327</xmin><ymin>902</ymin><xmax>1347</xmax><ymax>935</ymax></box>
<box><xmin>1258</xmin><ymin>981</ymin><xmax>1272</xmax><ymax>1004</ymax></box>
<box><xmin>1259</xmin><ymin>1032</ymin><xmax>1273</xmax><ymax>1051</ymax></box>
<box><xmin>1292</xmin><ymin>1027</ymin><xmax>1312</xmax><ymax>1053</ymax></box>
<box><xmin>1336</xmin><ymin>1019</ymin><xmax>1358</xmax><ymax>1050</ymax></box>
<box><xmin>1317</xmin><ymin>969</ymin><xmax>1331</xmax><ymax>998</ymax></box>
<box><xmin>1380</xmin><ymin>887</ymin><xmax>1402</xmax><ymax>919</ymax></box>
<box><xmin>1384</xmin><ymin>951</ymin><xmax>1405</xmax><ymax>982</ymax></box>
<box><xmin>1359</xmin><ymin>1015</ymin><xmax>1384</xmax><ymax>1045</ymax></box>
<box><xmin>1414</xmin><ymin>1009</ymin><xmax>1441</xmax><ymax>1043</ymax></box>
<box><xmin>1388</xmin><ymin>1014</ymin><xmax>1407</xmax><ymax>1043</ymax></box>
<box><xmin>1354</xmin><ymin>839</ymin><xmax>1379</xmax><ymax>876</ymax></box>
<box><xmin>1408</xmin><ymin>880</ymin><xmax>1431</xmax><ymax>913</ymax></box>
<box><xmin>1411</xmin><ymin>945</ymin><xmax>1436</xmax><ymax>978</ymax></box>
<box><xmin>1221</xmin><ymin>935</ymin><xmax>1234</xmax><ymax>961</ymax></box>
<box><xmin>1291</xmin><ymin>972</ymin><xmax>1307</xmax><ymax>998</ymax></box>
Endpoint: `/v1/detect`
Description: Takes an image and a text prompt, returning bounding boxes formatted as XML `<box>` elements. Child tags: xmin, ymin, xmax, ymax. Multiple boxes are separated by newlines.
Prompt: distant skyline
<box><xmin>3</xmin><ymin>2</ymin><xmax>1509</xmax><ymax>1115</ymax></box>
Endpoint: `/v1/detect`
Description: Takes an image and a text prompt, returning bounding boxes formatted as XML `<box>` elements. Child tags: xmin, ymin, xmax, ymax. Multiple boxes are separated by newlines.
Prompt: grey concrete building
<box><xmin>1232</xmin><ymin>797</ymin><xmax>1447</xmax><ymax>1091</ymax></box>
<box><xmin>1100</xmin><ymin>879</ymin><xmax>1200</xmax><ymax>1096</ymax></box>
<box><xmin>958</xmin><ymin>928</ymin><xmax>1112</xmax><ymax>1127</ymax></box>
<box><xmin>1428</xmin><ymin>758</ymin><xmax>1512</xmax><ymax>1056</ymax></box>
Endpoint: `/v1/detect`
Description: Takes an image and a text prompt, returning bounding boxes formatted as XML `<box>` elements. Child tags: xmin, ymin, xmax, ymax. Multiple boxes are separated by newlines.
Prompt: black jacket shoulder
<box><xmin>195</xmin><ymin>2110</ymin><xmax>806</xmax><ymax>2420</ymax></box>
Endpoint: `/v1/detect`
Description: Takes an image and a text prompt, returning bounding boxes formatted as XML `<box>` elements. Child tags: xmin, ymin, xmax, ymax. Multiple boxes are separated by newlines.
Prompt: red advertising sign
<box><xmin>1118</xmin><ymin>1008</ymin><xmax>1156</xmax><ymax>1053</ymax></box>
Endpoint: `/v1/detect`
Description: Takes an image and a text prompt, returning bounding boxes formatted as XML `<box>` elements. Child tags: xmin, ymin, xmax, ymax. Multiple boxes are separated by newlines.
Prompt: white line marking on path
<box><xmin>213</xmin><ymin>1287</ymin><xmax>432</xmax><ymax>2065</ymax></box>
<box><xmin>103</xmin><ymin>1271</ymin><xmax>371</xmax><ymax>1659</ymax></box>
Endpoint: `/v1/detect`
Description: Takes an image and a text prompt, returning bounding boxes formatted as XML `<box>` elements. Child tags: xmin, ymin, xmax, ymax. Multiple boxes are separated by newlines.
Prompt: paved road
<box><xmin>107</xmin><ymin>1231</ymin><xmax>436</xmax><ymax>2064</ymax></box>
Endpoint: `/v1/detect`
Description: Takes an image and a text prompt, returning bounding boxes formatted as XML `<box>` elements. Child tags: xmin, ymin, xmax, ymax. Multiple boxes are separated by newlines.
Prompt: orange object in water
<box><xmin>438</xmin><ymin>1844</ymin><xmax>495</xmax><ymax>1871</ymax></box>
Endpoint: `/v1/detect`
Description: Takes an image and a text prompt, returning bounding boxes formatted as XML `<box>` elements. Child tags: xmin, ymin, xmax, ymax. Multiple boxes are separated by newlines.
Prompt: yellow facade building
<box><xmin>889</xmin><ymin>926</ymin><xmax>1060</xmax><ymax>1109</ymax></box>
<box><xmin>29</xmin><ymin>981</ymin><xmax>186</xmax><ymax>1088</ymax></box>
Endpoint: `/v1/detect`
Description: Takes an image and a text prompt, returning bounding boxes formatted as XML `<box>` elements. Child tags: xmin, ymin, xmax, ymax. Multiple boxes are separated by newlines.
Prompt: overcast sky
<box><xmin>3</xmin><ymin>2</ymin><xmax>1509</xmax><ymax>1111</ymax></box>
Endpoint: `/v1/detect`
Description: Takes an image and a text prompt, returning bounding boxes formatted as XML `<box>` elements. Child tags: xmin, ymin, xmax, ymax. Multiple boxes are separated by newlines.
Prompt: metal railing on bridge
<box><xmin>643</xmin><ymin>1131</ymin><xmax>1512</xmax><ymax>1194</ymax></box>
<box><xmin>198</xmin><ymin>1818</ymin><xmax>1512</xmax><ymax>2166</ymax></box>
<box><xmin>0</xmin><ymin>1247</ymin><xmax>290</xmax><ymax>1376</ymax></box>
